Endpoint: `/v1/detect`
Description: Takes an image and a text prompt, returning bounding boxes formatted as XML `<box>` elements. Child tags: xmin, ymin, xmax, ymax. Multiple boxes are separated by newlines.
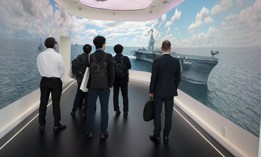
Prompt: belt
<box><xmin>42</xmin><ymin>77</ymin><xmax>60</xmax><ymax>79</ymax></box>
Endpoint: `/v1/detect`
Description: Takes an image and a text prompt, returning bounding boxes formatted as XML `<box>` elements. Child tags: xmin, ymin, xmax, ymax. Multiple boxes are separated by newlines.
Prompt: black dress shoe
<box><xmin>82</xmin><ymin>113</ymin><xmax>86</xmax><ymax>119</ymax></box>
<box><xmin>53</xmin><ymin>124</ymin><xmax>66</xmax><ymax>133</ymax></box>
<box><xmin>150</xmin><ymin>134</ymin><xmax>160</xmax><ymax>143</ymax></box>
<box><xmin>115</xmin><ymin>111</ymin><xmax>121</xmax><ymax>117</ymax></box>
<box><xmin>39</xmin><ymin>125</ymin><xmax>45</xmax><ymax>132</ymax></box>
<box><xmin>100</xmin><ymin>133</ymin><xmax>108</xmax><ymax>140</ymax></box>
<box><xmin>163</xmin><ymin>136</ymin><xmax>169</xmax><ymax>143</ymax></box>
<box><xmin>124</xmin><ymin>112</ymin><xmax>128</xmax><ymax>118</ymax></box>
<box><xmin>86</xmin><ymin>132</ymin><xmax>93</xmax><ymax>139</ymax></box>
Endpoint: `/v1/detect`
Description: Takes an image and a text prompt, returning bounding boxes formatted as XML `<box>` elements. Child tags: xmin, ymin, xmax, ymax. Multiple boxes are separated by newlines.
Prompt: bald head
<box><xmin>161</xmin><ymin>40</ymin><xmax>171</xmax><ymax>52</ymax></box>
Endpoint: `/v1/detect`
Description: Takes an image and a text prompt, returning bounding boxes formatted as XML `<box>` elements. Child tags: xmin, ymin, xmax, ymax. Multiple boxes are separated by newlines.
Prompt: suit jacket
<box><xmin>76</xmin><ymin>53</ymin><xmax>89</xmax><ymax>82</ymax></box>
<box><xmin>149</xmin><ymin>54</ymin><xmax>180</xmax><ymax>97</ymax></box>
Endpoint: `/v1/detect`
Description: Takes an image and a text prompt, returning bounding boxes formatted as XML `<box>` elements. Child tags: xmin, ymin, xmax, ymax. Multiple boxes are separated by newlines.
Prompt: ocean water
<box><xmin>0</xmin><ymin>38</ymin><xmax>41</xmax><ymax>108</ymax></box>
<box><xmin>0</xmin><ymin>39</ymin><xmax>260</xmax><ymax>137</ymax></box>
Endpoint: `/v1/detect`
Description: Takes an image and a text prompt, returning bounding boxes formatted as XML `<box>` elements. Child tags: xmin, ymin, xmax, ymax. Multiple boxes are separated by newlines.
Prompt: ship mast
<box><xmin>148</xmin><ymin>28</ymin><xmax>155</xmax><ymax>54</ymax></box>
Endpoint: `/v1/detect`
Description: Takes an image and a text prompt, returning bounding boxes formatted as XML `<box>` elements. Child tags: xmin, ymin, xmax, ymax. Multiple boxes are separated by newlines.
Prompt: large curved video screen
<box><xmin>0</xmin><ymin>0</ymin><xmax>260</xmax><ymax>137</ymax></box>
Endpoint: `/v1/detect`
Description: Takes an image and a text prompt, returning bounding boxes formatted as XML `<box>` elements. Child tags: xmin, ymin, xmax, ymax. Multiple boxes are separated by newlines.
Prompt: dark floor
<box><xmin>0</xmin><ymin>81</ymin><xmax>234</xmax><ymax>157</ymax></box>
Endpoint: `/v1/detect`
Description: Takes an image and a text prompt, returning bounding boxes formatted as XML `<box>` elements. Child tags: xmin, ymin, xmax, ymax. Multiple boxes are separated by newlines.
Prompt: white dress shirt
<box><xmin>37</xmin><ymin>48</ymin><xmax>64</xmax><ymax>78</ymax></box>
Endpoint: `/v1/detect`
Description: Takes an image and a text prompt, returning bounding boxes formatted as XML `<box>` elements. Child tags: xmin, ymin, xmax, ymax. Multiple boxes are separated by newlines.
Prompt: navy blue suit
<box><xmin>149</xmin><ymin>53</ymin><xmax>180</xmax><ymax>137</ymax></box>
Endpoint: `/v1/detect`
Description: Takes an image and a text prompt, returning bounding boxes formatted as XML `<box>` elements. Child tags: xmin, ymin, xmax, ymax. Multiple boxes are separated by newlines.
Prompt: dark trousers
<box><xmin>113</xmin><ymin>79</ymin><xmax>129</xmax><ymax>112</ymax></box>
<box><xmin>153</xmin><ymin>96</ymin><xmax>174</xmax><ymax>138</ymax></box>
<box><xmin>38</xmin><ymin>77</ymin><xmax>62</xmax><ymax>126</ymax></box>
<box><xmin>72</xmin><ymin>82</ymin><xmax>87</xmax><ymax>113</ymax></box>
<box><xmin>86</xmin><ymin>89</ymin><xmax>110</xmax><ymax>134</ymax></box>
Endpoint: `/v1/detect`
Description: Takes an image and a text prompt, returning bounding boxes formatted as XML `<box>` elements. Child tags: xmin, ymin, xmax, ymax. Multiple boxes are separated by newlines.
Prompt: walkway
<box><xmin>0</xmin><ymin>81</ymin><xmax>234</xmax><ymax>157</ymax></box>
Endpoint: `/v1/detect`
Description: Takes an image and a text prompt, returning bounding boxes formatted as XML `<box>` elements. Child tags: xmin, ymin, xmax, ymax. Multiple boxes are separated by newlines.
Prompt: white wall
<box><xmin>258</xmin><ymin>117</ymin><xmax>261</xmax><ymax>157</ymax></box>
<box><xmin>59</xmin><ymin>36</ymin><xmax>73</xmax><ymax>84</ymax></box>
<box><xmin>0</xmin><ymin>89</ymin><xmax>40</xmax><ymax>140</ymax></box>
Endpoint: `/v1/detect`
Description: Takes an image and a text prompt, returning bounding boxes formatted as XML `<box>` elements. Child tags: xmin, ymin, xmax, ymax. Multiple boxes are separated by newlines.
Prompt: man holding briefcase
<box><xmin>149</xmin><ymin>40</ymin><xmax>180</xmax><ymax>143</ymax></box>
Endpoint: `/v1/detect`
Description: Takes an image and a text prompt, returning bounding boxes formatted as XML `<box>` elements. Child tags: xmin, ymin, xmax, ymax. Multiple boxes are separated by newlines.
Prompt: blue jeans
<box><xmin>86</xmin><ymin>88</ymin><xmax>110</xmax><ymax>134</ymax></box>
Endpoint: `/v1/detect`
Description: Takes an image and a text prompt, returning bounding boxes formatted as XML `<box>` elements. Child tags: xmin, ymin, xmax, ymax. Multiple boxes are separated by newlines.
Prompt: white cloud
<box><xmin>215</xmin><ymin>0</ymin><xmax>261</xmax><ymax>47</ymax></box>
<box><xmin>157</xmin><ymin>34</ymin><xmax>178</xmax><ymax>48</ymax></box>
<box><xmin>0</xmin><ymin>0</ymin><xmax>74</xmax><ymax>40</ymax></box>
<box><xmin>188</xmin><ymin>7</ymin><xmax>213</xmax><ymax>32</ymax></box>
<box><xmin>211</xmin><ymin>0</ymin><xmax>232</xmax><ymax>15</ymax></box>
<box><xmin>71</xmin><ymin>18</ymin><xmax>88</xmax><ymax>34</ymax></box>
<box><xmin>158</xmin><ymin>14</ymin><xmax>167</xmax><ymax>28</ymax></box>
<box><xmin>163</xmin><ymin>9</ymin><xmax>181</xmax><ymax>39</ymax></box>
<box><xmin>184</xmin><ymin>0</ymin><xmax>261</xmax><ymax>47</ymax></box>
<box><xmin>171</xmin><ymin>9</ymin><xmax>182</xmax><ymax>22</ymax></box>
<box><xmin>70</xmin><ymin>18</ymin><xmax>157</xmax><ymax>46</ymax></box>
<box><xmin>165</xmin><ymin>21</ymin><xmax>172</xmax><ymax>28</ymax></box>
<box><xmin>180</xmin><ymin>27</ymin><xmax>218</xmax><ymax>47</ymax></box>
<box><xmin>188</xmin><ymin>20</ymin><xmax>202</xmax><ymax>32</ymax></box>
<box><xmin>204</xmin><ymin>16</ymin><xmax>214</xmax><ymax>24</ymax></box>
<box><xmin>236</xmin><ymin>0</ymin><xmax>245</xmax><ymax>6</ymax></box>
<box><xmin>83</xmin><ymin>29</ymin><xmax>98</xmax><ymax>37</ymax></box>
<box><xmin>161</xmin><ymin>14</ymin><xmax>167</xmax><ymax>22</ymax></box>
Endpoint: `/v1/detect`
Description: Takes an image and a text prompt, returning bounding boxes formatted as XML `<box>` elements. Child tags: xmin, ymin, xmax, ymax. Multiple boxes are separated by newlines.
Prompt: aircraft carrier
<box><xmin>133</xmin><ymin>29</ymin><xmax>219</xmax><ymax>84</ymax></box>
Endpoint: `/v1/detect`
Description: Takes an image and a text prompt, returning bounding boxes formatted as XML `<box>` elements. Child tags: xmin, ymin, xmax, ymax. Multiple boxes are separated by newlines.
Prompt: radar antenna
<box><xmin>148</xmin><ymin>28</ymin><xmax>155</xmax><ymax>54</ymax></box>
<box><xmin>211</xmin><ymin>50</ymin><xmax>219</xmax><ymax>56</ymax></box>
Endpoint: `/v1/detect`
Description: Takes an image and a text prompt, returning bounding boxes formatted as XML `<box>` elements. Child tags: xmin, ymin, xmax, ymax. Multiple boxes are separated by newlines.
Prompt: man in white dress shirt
<box><xmin>37</xmin><ymin>37</ymin><xmax>66</xmax><ymax>133</ymax></box>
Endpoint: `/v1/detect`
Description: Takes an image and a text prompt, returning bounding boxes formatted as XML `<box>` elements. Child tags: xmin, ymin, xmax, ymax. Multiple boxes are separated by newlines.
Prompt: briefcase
<box><xmin>143</xmin><ymin>97</ymin><xmax>154</xmax><ymax>122</ymax></box>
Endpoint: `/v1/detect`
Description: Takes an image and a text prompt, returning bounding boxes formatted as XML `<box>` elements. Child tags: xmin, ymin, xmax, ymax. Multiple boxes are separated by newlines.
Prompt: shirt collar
<box><xmin>95</xmin><ymin>49</ymin><xmax>104</xmax><ymax>53</ymax></box>
<box><xmin>162</xmin><ymin>52</ymin><xmax>170</xmax><ymax>55</ymax></box>
<box><xmin>46</xmin><ymin>48</ymin><xmax>55</xmax><ymax>51</ymax></box>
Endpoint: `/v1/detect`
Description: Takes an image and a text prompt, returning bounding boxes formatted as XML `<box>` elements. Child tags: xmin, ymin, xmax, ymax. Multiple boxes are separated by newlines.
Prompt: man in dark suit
<box><xmin>149</xmin><ymin>40</ymin><xmax>180</xmax><ymax>143</ymax></box>
<box><xmin>85</xmin><ymin>36</ymin><xmax>114</xmax><ymax>140</ymax></box>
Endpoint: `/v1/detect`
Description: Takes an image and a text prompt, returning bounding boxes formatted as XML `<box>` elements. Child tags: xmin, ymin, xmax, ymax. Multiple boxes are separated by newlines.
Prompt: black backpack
<box><xmin>115</xmin><ymin>56</ymin><xmax>126</xmax><ymax>78</ymax></box>
<box><xmin>90</xmin><ymin>53</ymin><xmax>108</xmax><ymax>89</ymax></box>
<box><xmin>71</xmin><ymin>56</ymin><xmax>82</xmax><ymax>79</ymax></box>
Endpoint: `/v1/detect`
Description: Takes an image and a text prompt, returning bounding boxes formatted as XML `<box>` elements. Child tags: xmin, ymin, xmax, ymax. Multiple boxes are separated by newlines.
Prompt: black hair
<box><xmin>114</xmin><ymin>44</ymin><xmax>123</xmax><ymax>54</ymax></box>
<box><xmin>44</xmin><ymin>37</ymin><xmax>57</xmax><ymax>48</ymax></box>
<box><xmin>83</xmin><ymin>44</ymin><xmax>92</xmax><ymax>54</ymax></box>
<box><xmin>93</xmin><ymin>35</ymin><xmax>106</xmax><ymax>49</ymax></box>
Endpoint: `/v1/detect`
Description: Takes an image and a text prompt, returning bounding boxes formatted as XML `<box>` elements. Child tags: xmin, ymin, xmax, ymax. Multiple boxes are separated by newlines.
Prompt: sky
<box><xmin>0</xmin><ymin>0</ymin><xmax>260</xmax><ymax>47</ymax></box>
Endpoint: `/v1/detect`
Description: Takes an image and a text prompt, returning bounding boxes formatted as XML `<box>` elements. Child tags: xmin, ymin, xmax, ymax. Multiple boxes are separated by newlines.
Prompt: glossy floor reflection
<box><xmin>0</xmin><ymin>81</ymin><xmax>234</xmax><ymax>157</ymax></box>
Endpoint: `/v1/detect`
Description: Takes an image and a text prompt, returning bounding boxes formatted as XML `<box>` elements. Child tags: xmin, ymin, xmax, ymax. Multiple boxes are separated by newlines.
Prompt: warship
<box><xmin>38</xmin><ymin>42</ymin><xmax>45</xmax><ymax>51</ymax></box>
<box><xmin>133</xmin><ymin>29</ymin><xmax>219</xmax><ymax>84</ymax></box>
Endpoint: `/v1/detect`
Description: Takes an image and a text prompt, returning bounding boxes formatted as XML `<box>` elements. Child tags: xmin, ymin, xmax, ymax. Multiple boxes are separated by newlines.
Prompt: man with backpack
<box><xmin>71</xmin><ymin>44</ymin><xmax>92</xmax><ymax>118</ymax></box>
<box><xmin>86</xmin><ymin>36</ymin><xmax>114</xmax><ymax>140</ymax></box>
<box><xmin>113</xmin><ymin>44</ymin><xmax>131</xmax><ymax>118</ymax></box>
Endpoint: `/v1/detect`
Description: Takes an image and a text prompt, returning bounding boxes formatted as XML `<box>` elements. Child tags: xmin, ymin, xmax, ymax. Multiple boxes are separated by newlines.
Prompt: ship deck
<box><xmin>0</xmin><ymin>81</ymin><xmax>234</xmax><ymax>157</ymax></box>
